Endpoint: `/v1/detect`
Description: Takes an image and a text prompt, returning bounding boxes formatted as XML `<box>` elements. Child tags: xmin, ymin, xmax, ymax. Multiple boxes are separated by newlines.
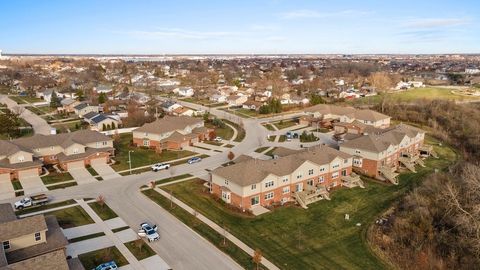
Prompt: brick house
<box><xmin>0</xmin><ymin>204</ymin><xmax>69</xmax><ymax>269</ymax></box>
<box><xmin>339</xmin><ymin>124</ymin><xmax>425</xmax><ymax>184</ymax></box>
<box><xmin>132</xmin><ymin>116</ymin><xmax>214</xmax><ymax>153</ymax></box>
<box><xmin>0</xmin><ymin>130</ymin><xmax>114</xmax><ymax>182</ymax></box>
<box><xmin>210</xmin><ymin>145</ymin><xmax>358</xmax><ymax>211</ymax></box>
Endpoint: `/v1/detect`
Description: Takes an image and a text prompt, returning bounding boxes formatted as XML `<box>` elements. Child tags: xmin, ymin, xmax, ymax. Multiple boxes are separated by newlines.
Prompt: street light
<box><xmin>128</xmin><ymin>150</ymin><xmax>134</xmax><ymax>174</ymax></box>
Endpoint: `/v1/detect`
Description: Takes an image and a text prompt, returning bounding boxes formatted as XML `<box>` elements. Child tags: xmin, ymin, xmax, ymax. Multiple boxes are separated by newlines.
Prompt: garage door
<box><xmin>68</xmin><ymin>160</ymin><xmax>85</xmax><ymax>170</ymax></box>
<box><xmin>0</xmin><ymin>173</ymin><xmax>15</xmax><ymax>200</ymax></box>
<box><xmin>91</xmin><ymin>157</ymin><xmax>107</xmax><ymax>165</ymax></box>
<box><xmin>18</xmin><ymin>168</ymin><xmax>39</xmax><ymax>179</ymax></box>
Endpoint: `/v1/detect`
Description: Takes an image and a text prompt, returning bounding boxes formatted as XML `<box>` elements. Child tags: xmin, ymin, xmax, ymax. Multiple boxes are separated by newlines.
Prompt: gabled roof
<box><xmin>82</xmin><ymin>111</ymin><xmax>99</xmax><ymax>120</ymax></box>
<box><xmin>354</xmin><ymin>109</ymin><xmax>390</xmax><ymax>122</ymax></box>
<box><xmin>0</xmin><ymin>214</ymin><xmax>47</xmax><ymax>242</ymax></box>
<box><xmin>135</xmin><ymin>116</ymin><xmax>202</xmax><ymax>134</ymax></box>
<box><xmin>212</xmin><ymin>145</ymin><xmax>351</xmax><ymax>186</ymax></box>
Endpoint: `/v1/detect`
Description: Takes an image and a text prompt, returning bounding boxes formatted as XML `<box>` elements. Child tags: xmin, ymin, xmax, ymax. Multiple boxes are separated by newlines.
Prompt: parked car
<box><xmin>213</xmin><ymin>136</ymin><xmax>223</xmax><ymax>142</ymax></box>
<box><xmin>95</xmin><ymin>261</ymin><xmax>118</xmax><ymax>270</ymax></box>
<box><xmin>138</xmin><ymin>222</ymin><xmax>159</xmax><ymax>242</ymax></box>
<box><xmin>14</xmin><ymin>194</ymin><xmax>49</xmax><ymax>210</ymax></box>
<box><xmin>187</xmin><ymin>157</ymin><xmax>202</xmax><ymax>164</ymax></box>
<box><xmin>151</xmin><ymin>163</ymin><xmax>171</xmax><ymax>172</ymax></box>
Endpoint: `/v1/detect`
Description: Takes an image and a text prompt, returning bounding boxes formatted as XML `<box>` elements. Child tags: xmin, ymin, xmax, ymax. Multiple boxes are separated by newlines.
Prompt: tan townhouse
<box><xmin>210</xmin><ymin>145</ymin><xmax>363</xmax><ymax>211</ymax></box>
<box><xmin>132</xmin><ymin>116</ymin><xmax>214</xmax><ymax>153</ymax></box>
<box><xmin>0</xmin><ymin>204</ymin><xmax>69</xmax><ymax>270</ymax></box>
<box><xmin>0</xmin><ymin>130</ymin><xmax>114</xmax><ymax>182</ymax></box>
<box><xmin>339</xmin><ymin>124</ymin><xmax>426</xmax><ymax>184</ymax></box>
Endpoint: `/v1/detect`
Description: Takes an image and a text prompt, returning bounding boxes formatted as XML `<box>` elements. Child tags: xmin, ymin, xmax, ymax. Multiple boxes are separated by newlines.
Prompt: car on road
<box><xmin>213</xmin><ymin>136</ymin><xmax>223</xmax><ymax>142</ymax></box>
<box><xmin>95</xmin><ymin>261</ymin><xmax>118</xmax><ymax>270</ymax></box>
<box><xmin>187</xmin><ymin>157</ymin><xmax>202</xmax><ymax>164</ymax></box>
<box><xmin>151</xmin><ymin>162</ymin><xmax>171</xmax><ymax>172</ymax></box>
<box><xmin>138</xmin><ymin>222</ymin><xmax>159</xmax><ymax>242</ymax></box>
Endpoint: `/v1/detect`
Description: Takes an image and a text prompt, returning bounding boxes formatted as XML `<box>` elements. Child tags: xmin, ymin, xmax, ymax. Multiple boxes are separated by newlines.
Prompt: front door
<box><xmin>296</xmin><ymin>183</ymin><xmax>303</xmax><ymax>192</ymax></box>
<box><xmin>341</xmin><ymin>169</ymin><xmax>347</xmax><ymax>176</ymax></box>
<box><xmin>250</xmin><ymin>196</ymin><xmax>259</xmax><ymax>206</ymax></box>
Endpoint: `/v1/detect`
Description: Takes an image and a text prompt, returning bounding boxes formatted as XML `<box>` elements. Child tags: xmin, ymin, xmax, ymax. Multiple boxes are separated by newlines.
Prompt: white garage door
<box><xmin>68</xmin><ymin>160</ymin><xmax>85</xmax><ymax>170</ymax></box>
<box><xmin>18</xmin><ymin>168</ymin><xmax>39</xmax><ymax>179</ymax></box>
<box><xmin>0</xmin><ymin>173</ymin><xmax>15</xmax><ymax>200</ymax></box>
<box><xmin>91</xmin><ymin>157</ymin><xmax>107</xmax><ymax>165</ymax></box>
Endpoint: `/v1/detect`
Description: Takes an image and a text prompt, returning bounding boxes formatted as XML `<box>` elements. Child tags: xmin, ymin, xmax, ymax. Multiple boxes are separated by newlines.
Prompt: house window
<box><xmin>144</xmin><ymin>132</ymin><xmax>149</xmax><ymax>137</ymax></box>
<box><xmin>308</xmin><ymin>169</ymin><xmax>314</xmax><ymax>175</ymax></box>
<box><xmin>143</xmin><ymin>140</ymin><xmax>150</xmax><ymax>147</ymax></box>
<box><xmin>35</xmin><ymin>232</ymin><xmax>41</xmax><ymax>241</ymax></box>
<box><xmin>50</xmin><ymin>146</ymin><xmax>54</xmax><ymax>150</ymax></box>
<box><xmin>332</xmin><ymin>172</ymin><xmax>339</xmax><ymax>179</ymax></box>
<box><xmin>282</xmin><ymin>177</ymin><xmax>289</xmax><ymax>183</ymax></box>
<box><xmin>319</xmin><ymin>176</ymin><xmax>325</xmax><ymax>183</ymax></box>
<box><xmin>18</xmin><ymin>156</ymin><xmax>25</xmax><ymax>162</ymax></box>
<box><xmin>35</xmin><ymin>148</ymin><xmax>40</xmax><ymax>152</ymax></box>
<box><xmin>283</xmin><ymin>186</ymin><xmax>290</xmax><ymax>194</ymax></box>
<box><xmin>73</xmin><ymin>148</ymin><xmax>78</xmax><ymax>154</ymax></box>
<box><xmin>344</xmin><ymin>159</ymin><xmax>349</xmax><ymax>164</ymax></box>
<box><xmin>355</xmin><ymin>150</ymin><xmax>361</xmax><ymax>154</ymax></box>
<box><xmin>332</xmin><ymin>164</ymin><xmax>339</xmax><ymax>169</ymax></box>
<box><xmin>251</xmin><ymin>184</ymin><xmax>256</xmax><ymax>190</ymax></box>
<box><xmin>265</xmin><ymin>181</ymin><xmax>274</xmax><ymax>188</ymax></box>
<box><xmin>224</xmin><ymin>180</ymin><xmax>229</xmax><ymax>185</ymax></box>
<box><xmin>2</xmin><ymin>241</ymin><xmax>9</xmax><ymax>250</ymax></box>
<box><xmin>102</xmin><ymin>141</ymin><xmax>108</xmax><ymax>146</ymax></box>
<box><xmin>96</xmin><ymin>142</ymin><xmax>100</xmax><ymax>147</ymax></box>
<box><xmin>264</xmin><ymin>192</ymin><xmax>274</xmax><ymax>200</ymax></box>
<box><xmin>251</xmin><ymin>196</ymin><xmax>259</xmax><ymax>206</ymax></box>
<box><xmin>296</xmin><ymin>173</ymin><xmax>302</xmax><ymax>179</ymax></box>
<box><xmin>320</xmin><ymin>167</ymin><xmax>325</xmax><ymax>172</ymax></box>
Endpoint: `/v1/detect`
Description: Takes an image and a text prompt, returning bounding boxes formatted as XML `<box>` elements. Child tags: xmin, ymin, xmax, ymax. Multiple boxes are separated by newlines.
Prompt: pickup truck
<box><xmin>151</xmin><ymin>163</ymin><xmax>171</xmax><ymax>172</ymax></box>
<box><xmin>14</xmin><ymin>194</ymin><xmax>49</xmax><ymax>210</ymax></box>
<box><xmin>138</xmin><ymin>222</ymin><xmax>160</xmax><ymax>242</ymax></box>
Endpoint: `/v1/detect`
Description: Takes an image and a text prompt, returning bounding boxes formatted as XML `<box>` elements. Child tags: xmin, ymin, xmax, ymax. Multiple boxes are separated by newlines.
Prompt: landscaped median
<box><xmin>78</xmin><ymin>246</ymin><xmax>129</xmax><ymax>269</ymax></box>
<box><xmin>142</xmin><ymin>140</ymin><xmax>457</xmax><ymax>270</ymax></box>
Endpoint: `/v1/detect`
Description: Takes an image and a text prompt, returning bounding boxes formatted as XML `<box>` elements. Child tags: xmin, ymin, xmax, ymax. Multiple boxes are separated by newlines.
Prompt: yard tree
<box><xmin>96</xmin><ymin>195</ymin><xmax>105</xmax><ymax>208</ymax></box>
<box><xmin>111</xmin><ymin>122</ymin><xmax>116</xmax><ymax>129</ymax></box>
<box><xmin>102</xmin><ymin>123</ymin><xmax>107</xmax><ymax>130</ymax></box>
<box><xmin>0</xmin><ymin>109</ymin><xmax>21</xmax><ymax>138</ymax></box>
<box><xmin>228</xmin><ymin>151</ymin><xmax>235</xmax><ymax>161</ymax></box>
<box><xmin>310</xmin><ymin>94</ymin><xmax>325</xmax><ymax>105</ymax></box>
<box><xmin>50</xmin><ymin>91</ymin><xmax>61</xmax><ymax>108</ymax></box>
<box><xmin>368</xmin><ymin>72</ymin><xmax>394</xmax><ymax>92</ymax></box>
<box><xmin>253</xmin><ymin>249</ymin><xmax>263</xmax><ymax>270</ymax></box>
<box><xmin>76</xmin><ymin>90</ymin><xmax>85</xmax><ymax>101</ymax></box>
<box><xmin>134</xmin><ymin>238</ymin><xmax>144</xmax><ymax>251</ymax></box>
<box><xmin>98</xmin><ymin>92</ymin><xmax>107</xmax><ymax>104</ymax></box>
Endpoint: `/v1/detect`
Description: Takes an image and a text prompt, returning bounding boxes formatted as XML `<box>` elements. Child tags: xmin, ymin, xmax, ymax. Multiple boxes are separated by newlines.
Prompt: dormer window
<box><xmin>2</xmin><ymin>241</ymin><xmax>10</xmax><ymax>250</ymax></box>
<box><xmin>18</xmin><ymin>156</ymin><xmax>25</xmax><ymax>162</ymax></box>
<box><xmin>35</xmin><ymin>232</ymin><xmax>41</xmax><ymax>241</ymax></box>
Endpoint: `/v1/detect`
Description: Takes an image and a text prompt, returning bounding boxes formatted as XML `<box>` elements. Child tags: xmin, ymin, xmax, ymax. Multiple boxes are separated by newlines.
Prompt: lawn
<box><xmin>206</xmin><ymin>121</ymin><xmax>234</xmax><ymax>140</ymax></box>
<box><xmin>254</xmin><ymin>147</ymin><xmax>269</xmax><ymax>153</ymax></box>
<box><xmin>15</xmin><ymin>199</ymin><xmax>76</xmax><ymax>216</ymax></box>
<box><xmin>223</xmin><ymin>120</ymin><xmax>245</xmax><ymax>142</ymax></box>
<box><xmin>278</xmin><ymin>135</ymin><xmax>286</xmax><ymax>142</ymax></box>
<box><xmin>263</xmin><ymin>123</ymin><xmax>276</xmax><ymax>131</ymax></box>
<box><xmin>51</xmin><ymin>120</ymin><xmax>84</xmax><ymax>133</ymax></box>
<box><xmin>154</xmin><ymin>173</ymin><xmax>193</xmax><ymax>185</ymax></box>
<box><xmin>25</xmin><ymin>105</ymin><xmax>57</xmax><ymax>116</ymax></box>
<box><xmin>41</xmin><ymin>172</ymin><xmax>74</xmax><ymax>185</ymax></box>
<box><xmin>48</xmin><ymin>205</ymin><xmax>94</xmax><ymax>229</ymax></box>
<box><xmin>125</xmin><ymin>240</ymin><xmax>156</xmax><ymax>260</ymax></box>
<box><xmin>88</xmin><ymin>201</ymin><xmax>118</xmax><ymax>220</ymax></box>
<box><xmin>272</xmin><ymin>119</ymin><xmax>298</xmax><ymax>130</ymax></box>
<box><xmin>78</xmin><ymin>246</ymin><xmax>129</xmax><ymax>269</ymax></box>
<box><xmin>9</xmin><ymin>95</ymin><xmax>44</xmax><ymax>104</ymax></box>
<box><xmin>11</xmin><ymin>180</ymin><xmax>22</xmax><ymax>190</ymax></box>
<box><xmin>46</xmin><ymin>182</ymin><xmax>77</xmax><ymax>190</ymax></box>
<box><xmin>159</xmin><ymin>142</ymin><xmax>456</xmax><ymax>270</ymax></box>
<box><xmin>235</xmin><ymin>108</ymin><xmax>259</xmax><ymax>118</ymax></box>
<box><xmin>111</xmin><ymin>133</ymin><xmax>196</xmax><ymax>171</ymax></box>
<box><xmin>69</xmin><ymin>232</ymin><xmax>106</xmax><ymax>243</ymax></box>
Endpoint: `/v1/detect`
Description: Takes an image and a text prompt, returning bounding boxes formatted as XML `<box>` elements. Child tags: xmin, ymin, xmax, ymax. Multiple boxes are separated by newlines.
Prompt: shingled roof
<box><xmin>212</xmin><ymin>145</ymin><xmax>351</xmax><ymax>186</ymax></box>
<box><xmin>135</xmin><ymin>116</ymin><xmax>203</xmax><ymax>134</ymax></box>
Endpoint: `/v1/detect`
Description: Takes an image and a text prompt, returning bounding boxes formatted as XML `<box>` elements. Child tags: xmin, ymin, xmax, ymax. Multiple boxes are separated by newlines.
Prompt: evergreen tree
<box><xmin>50</xmin><ymin>91</ymin><xmax>61</xmax><ymax>108</ymax></box>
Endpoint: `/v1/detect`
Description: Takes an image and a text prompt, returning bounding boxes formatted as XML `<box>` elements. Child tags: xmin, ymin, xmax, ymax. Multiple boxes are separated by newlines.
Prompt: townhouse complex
<box><xmin>0</xmin><ymin>204</ymin><xmax>69</xmax><ymax>270</ymax></box>
<box><xmin>301</xmin><ymin>104</ymin><xmax>391</xmax><ymax>129</ymax></box>
<box><xmin>0</xmin><ymin>130</ymin><xmax>114</xmax><ymax>181</ymax></box>
<box><xmin>210</xmin><ymin>145</ymin><xmax>364</xmax><ymax>210</ymax></box>
<box><xmin>133</xmin><ymin>116</ymin><xmax>214</xmax><ymax>152</ymax></box>
<box><xmin>340</xmin><ymin>123</ymin><xmax>429</xmax><ymax>184</ymax></box>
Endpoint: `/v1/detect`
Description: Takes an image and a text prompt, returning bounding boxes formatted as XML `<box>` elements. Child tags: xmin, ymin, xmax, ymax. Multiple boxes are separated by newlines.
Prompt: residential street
<box><xmin>0</xmin><ymin>95</ymin><xmax>53</xmax><ymax>135</ymax></box>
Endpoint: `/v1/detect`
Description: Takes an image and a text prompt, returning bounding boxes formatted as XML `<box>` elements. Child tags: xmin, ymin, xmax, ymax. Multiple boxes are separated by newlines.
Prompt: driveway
<box><xmin>0</xmin><ymin>95</ymin><xmax>53</xmax><ymax>135</ymax></box>
<box><xmin>68</xmin><ymin>167</ymin><xmax>97</xmax><ymax>185</ymax></box>
<box><xmin>91</xmin><ymin>162</ymin><xmax>120</xmax><ymax>180</ymax></box>
<box><xmin>19</xmin><ymin>175</ymin><xmax>47</xmax><ymax>195</ymax></box>
<box><xmin>0</xmin><ymin>174</ymin><xmax>15</xmax><ymax>200</ymax></box>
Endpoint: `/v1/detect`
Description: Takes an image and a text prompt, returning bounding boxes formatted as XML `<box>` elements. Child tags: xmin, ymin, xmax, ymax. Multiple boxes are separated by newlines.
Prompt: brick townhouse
<box><xmin>0</xmin><ymin>130</ymin><xmax>114</xmax><ymax>181</ymax></box>
<box><xmin>339</xmin><ymin>123</ymin><xmax>426</xmax><ymax>184</ymax></box>
<box><xmin>132</xmin><ymin>116</ymin><xmax>214</xmax><ymax>152</ymax></box>
<box><xmin>210</xmin><ymin>145</ymin><xmax>358</xmax><ymax>211</ymax></box>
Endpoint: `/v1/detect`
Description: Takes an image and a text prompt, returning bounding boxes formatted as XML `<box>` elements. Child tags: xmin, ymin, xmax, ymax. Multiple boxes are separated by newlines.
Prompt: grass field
<box><xmin>79</xmin><ymin>246</ymin><xmax>129</xmax><ymax>269</ymax></box>
<box><xmin>41</xmin><ymin>172</ymin><xmax>74</xmax><ymax>185</ymax></box>
<box><xmin>272</xmin><ymin>119</ymin><xmax>298</xmax><ymax>130</ymax></box>
<box><xmin>88</xmin><ymin>201</ymin><xmax>118</xmax><ymax>220</ymax></box>
<box><xmin>9</xmin><ymin>96</ymin><xmax>44</xmax><ymax>104</ymax></box>
<box><xmin>205</xmin><ymin>122</ymin><xmax>234</xmax><ymax>140</ymax></box>
<box><xmin>158</xmin><ymin>140</ymin><xmax>456</xmax><ymax>270</ymax></box>
<box><xmin>46</xmin><ymin>182</ymin><xmax>77</xmax><ymax>190</ymax></box>
<box><xmin>111</xmin><ymin>133</ymin><xmax>196</xmax><ymax>171</ymax></box>
<box><xmin>223</xmin><ymin>120</ymin><xmax>245</xmax><ymax>142</ymax></box>
<box><xmin>125</xmin><ymin>240</ymin><xmax>156</xmax><ymax>260</ymax></box>
<box><xmin>48</xmin><ymin>205</ymin><xmax>94</xmax><ymax>229</ymax></box>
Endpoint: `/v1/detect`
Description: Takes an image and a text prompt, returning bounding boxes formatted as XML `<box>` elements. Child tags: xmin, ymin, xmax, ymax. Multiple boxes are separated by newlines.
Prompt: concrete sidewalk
<box><xmin>153</xmin><ymin>188</ymin><xmax>280</xmax><ymax>270</ymax></box>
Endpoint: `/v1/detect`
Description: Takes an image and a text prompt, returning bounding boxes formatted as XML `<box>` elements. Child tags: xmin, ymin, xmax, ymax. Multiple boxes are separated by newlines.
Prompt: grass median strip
<box><xmin>142</xmin><ymin>189</ymin><xmax>265</xmax><ymax>270</ymax></box>
<box><xmin>88</xmin><ymin>201</ymin><xmax>118</xmax><ymax>221</ymax></box>
<box><xmin>69</xmin><ymin>232</ymin><xmax>106</xmax><ymax>243</ymax></box>
<box><xmin>125</xmin><ymin>239</ymin><xmax>156</xmax><ymax>260</ymax></box>
<box><xmin>112</xmin><ymin>226</ymin><xmax>130</xmax><ymax>233</ymax></box>
<box><xmin>78</xmin><ymin>246</ymin><xmax>129</xmax><ymax>269</ymax></box>
<box><xmin>254</xmin><ymin>147</ymin><xmax>269</xmax><ymax>153</ymax></box>
<box><xmin>47</xmin><ymin>182</ymin><xmax>77</xmax><ymax>190</ymax></box>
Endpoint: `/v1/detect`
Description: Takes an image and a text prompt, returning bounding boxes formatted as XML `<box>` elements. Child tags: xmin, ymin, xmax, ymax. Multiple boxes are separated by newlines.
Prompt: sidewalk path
<box><xmin>153</xmin><ymin>187</ymin><xmax>280</xmax><ymax>270</ymax></box>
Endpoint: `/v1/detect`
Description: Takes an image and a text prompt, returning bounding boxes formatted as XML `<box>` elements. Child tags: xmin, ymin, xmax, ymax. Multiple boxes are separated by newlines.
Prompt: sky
<box><xmin>0</xmin><ymin>0</ymin><xmax>479</xmax><ymax>54</ymax></box>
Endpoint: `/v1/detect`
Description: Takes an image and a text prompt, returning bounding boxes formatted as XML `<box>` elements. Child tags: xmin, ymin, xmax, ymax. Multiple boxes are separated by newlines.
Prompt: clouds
<box><xmin>404</xmin><ymin>18</ymin><xmax>470</xmax><ymax>28</ymax></box>
<box><xmin>280</xmin><ymin>9</ymin><xmax>371</xmax><ymax>19</ymax></box>
<box><xmin>398</xmin><ymin>17</ymin><xmax>472</xmax><ymax>42</ymax></box>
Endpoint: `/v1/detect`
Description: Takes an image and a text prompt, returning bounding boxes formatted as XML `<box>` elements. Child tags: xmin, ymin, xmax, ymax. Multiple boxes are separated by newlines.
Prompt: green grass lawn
<box><xmin>205</xmin><ymin>122</ymin><xmax>235</xmax><ymax>140</ymax></box>
<box><xmin>51</xmin><ymin>120</ymin><xmax>84</xmax><ymax>133</ymax></box>
<box><xmin>78</xmin><ymin>246</ymin><xmax>129</xmax><ymax>269</ymax></box>
<box><xmin>154</xmin><ymin>173</ymin><xmax>193</xmax><ymax>185</ymax></box>
<box><xmin>41</xmin><ymin>172</ymin><xmax>74</xmax><ymax>185</ymax></box>
<box><xmin>263</xmin><ymin>123</ymin><xmax>276</xmax><ymax>131</ymax></box>
<box><xmin>273</xmin><ymin>119</ymin><xmax>298</xmax><ymax>130</ymax></box>
<box><xmin>223</xmin><ymin>120</ymin><xmax>245</xmax><ymax>142</ymax></box>
<box><xmin>254</xmin><ymin>147</ymin><xmax>269</xmax><ymax>153</ymax></box>
<box><xmin>278</xmin><ymin>135</ymin><xmax>286</xmax><ymax>142</ymax></box>
<box><xmin>69</xmin><ymin>232</ymin><xmax>106</xmax><ymax>243</ymax></box>
<box><xmin>9</xmin><ymin>96</ymin><xmax>44</xmax><ymax>104</ymax></box>
<box><xmin>125</xmin><ymin>240</ymin><xmax>156</xmax><ymax>260</ymax></box>
<box><xmin>235</xmin><ymin>108</ymin><xmax>259</xmax><ymax>118</ymax></box>
<box><xmin>111</xmin><ymin>133</ymin><xmax>196</xmax><ymax>171</ymax></box>
<box><xmin>46</xmin><ymin>182</ymin><xmax>77</xmax><ymax>190</ymax></box>
<box><xmin>159</xmin><ymin>142</ymin><xmax>456</xmax><ymax>270</ymax></box>
<box><xmin>48</xmin><ymin>205</ymin><xmax>95</xmax><ymax>229</ymax></box>
<box><xmin>11</xmin><ymin>180</ymin><xmax>22</xmax><ymax>190</ymax></box>
<box><xmin>15</xmin><ymin>199</ymin><xmax>76</xmax><ymax>216</ymax></box>
<box><xmin>88</xmin><ymin>201</ymin><xmax>118</xmax><ymax>220</ymax></box>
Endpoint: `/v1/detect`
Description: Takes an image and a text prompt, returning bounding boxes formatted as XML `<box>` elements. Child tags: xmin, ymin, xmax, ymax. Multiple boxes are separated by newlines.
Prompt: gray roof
<box><xmin>90</xmin><ymin>114</ymin><xmax>107</xmax><ymax>124</ymax></box>
<box><xmin>0</xmin><ymin>204</ymin><xmax>16</xmax><ymax>223</ymax></box>
<box><xmin>0</xmin><ymin>215</ymin><xmax>47</xmax><ymax>242</ymax></box>
<box><xmin>82</xmin><ymin>111</ymin><xmax>98</xmax><ymax>120</ymax></box>
<box><xmin>212</xmin><ymin>145</ymin><xmax>351</xmax><ymax>186</ymax></box>
<box><xmin>135</xmin><ymin>116</ymin><xmax>202</xmax><ymax>134</ymax></box>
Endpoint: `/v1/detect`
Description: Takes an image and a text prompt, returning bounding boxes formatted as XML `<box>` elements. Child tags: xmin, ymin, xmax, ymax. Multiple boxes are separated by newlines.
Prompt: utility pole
<box><xmin>128</xmin><ymin>150</ymin><xmax>134</xmax><ymax>174</ymax></box>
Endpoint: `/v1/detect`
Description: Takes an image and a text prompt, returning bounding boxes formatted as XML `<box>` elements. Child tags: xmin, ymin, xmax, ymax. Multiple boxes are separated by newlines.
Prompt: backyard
<box><xmin>111</xmin><ymin>133</ymin><xmax>196</xmax><ymax>171</ymax></box>
<box><xmin>157</xmin><ymin>139</ymin><xmax>456</xmax><ymax>270</ymax></box>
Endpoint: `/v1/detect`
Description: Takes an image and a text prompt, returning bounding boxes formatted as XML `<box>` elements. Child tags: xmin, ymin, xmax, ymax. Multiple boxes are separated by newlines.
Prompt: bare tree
<box><xmin>96</xmin><ymin>195</ymin><xmax>105</xmax><ymax>209</ymax></box>
<box><xmin>253</xmin><ymin>249</ymin><xmax>263</xmax><ymax>270</ymax></box>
